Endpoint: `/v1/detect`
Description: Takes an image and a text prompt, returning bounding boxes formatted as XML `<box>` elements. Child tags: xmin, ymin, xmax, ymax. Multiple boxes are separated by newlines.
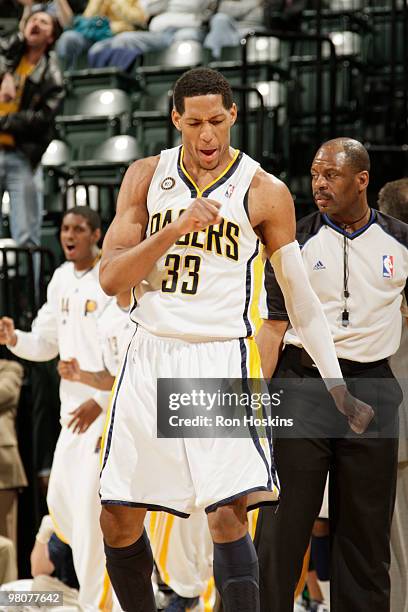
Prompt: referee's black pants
<box><xmin>254</xmin><ymin>346</ymin><xmax>401</xmax><ymax>612</ymax></box>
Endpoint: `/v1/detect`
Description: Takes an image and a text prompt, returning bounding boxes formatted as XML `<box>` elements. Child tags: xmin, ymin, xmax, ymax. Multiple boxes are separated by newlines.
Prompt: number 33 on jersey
<box><xmin>131</xmin><ymin>145</ymin><xmax>266</xmax><ymax>341</ymax></box>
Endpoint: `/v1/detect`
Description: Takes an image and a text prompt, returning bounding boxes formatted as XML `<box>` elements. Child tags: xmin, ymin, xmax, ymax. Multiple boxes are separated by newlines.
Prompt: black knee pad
<box><xmin>213</xmin><ymin>533</ymin><xmax>259</xmax><ymax>612</ymax></box>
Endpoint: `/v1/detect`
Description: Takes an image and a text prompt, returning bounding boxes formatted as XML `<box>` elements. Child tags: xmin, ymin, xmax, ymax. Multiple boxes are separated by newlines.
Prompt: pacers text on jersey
<box><xmin>150</xmin><ymin>208</ymin><xmax>240</xmax><ymax>261</ymax></box>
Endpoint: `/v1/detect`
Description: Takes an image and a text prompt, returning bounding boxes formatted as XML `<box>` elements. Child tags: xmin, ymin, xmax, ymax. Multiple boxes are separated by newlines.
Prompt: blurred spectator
<box><xmin>0</xmin><ymin>515</ymin><xmax>79</xmax><ymax>602</ymax></box>
<box><xmin>0</xmin><ymin>360</ymin><xmax>27</xmax><ymax>555</ymax></box>
<box><xmin>378</xmin><ymin>178</ymin><xmax>408</xmax><ymax>612</ymax></box>
<box><xmin>203</xmin><ymin>0</ymin><xmax>264</xmax><ymax>59</ymax></box>
<box><xmin>17</xmin><ymin>0</ymin><xmax>87</xmax><ymax>27</ymax></box>
<box><xmin>0</xmin><ymin>535</ymin><xmax>17</xmax><ymax>584</ymax></box>
<box><xmin>55</xmin><ymin>0</ymin><xmax>148</xmax><ymax>69</ymax></box>
<box><xmin>31</xmin><ymin>514</ymin><xmax>79</xmax><ymax>593</ymax></box>
<box><xmin>0</xmin><ymin>9</ymin><xmax>64</xmax><ymax>246</ymax></box>
<box><xmin>88</xmin><ymin>0</ymin><xmax>216</xmax><ymax>70</ymax></box>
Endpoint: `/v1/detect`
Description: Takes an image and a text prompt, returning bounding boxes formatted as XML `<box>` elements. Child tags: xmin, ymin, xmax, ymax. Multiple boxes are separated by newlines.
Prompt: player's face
<box><xmin>24</xmin><ymin>12</ymin><xmax>55</xmax><ymax>49</ymax></box>
<box><xmin>60</xmin><ymin>214</ymin><xmax>100</xmax><ymax>266</ymax></box>
<box><xmin>311</xmin><ymin>145</ymin><xmax>368</xmax><ymax>219</ymax></box>
<box><xmin>172</xmin><ymin>95</ymin><xmax>237</xmax><ymax>170</ymax></box>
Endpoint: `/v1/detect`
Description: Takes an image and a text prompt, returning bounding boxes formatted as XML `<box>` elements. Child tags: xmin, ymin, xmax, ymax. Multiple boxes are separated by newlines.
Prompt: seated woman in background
<box><xmin>53</xmin><ymin>0</ymin><xmax>148</xmax><ymax>69</ymax></box>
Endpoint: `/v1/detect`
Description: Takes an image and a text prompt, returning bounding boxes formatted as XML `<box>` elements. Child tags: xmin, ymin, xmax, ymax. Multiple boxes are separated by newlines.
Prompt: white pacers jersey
<box><xmin>98</xmin><ymin>300</ymin><xmax>134</xmax><ymax>376</ymax></box>
<box><xmin>11</xmin><ymin>260</ymin><xmax>111</xmax><ymax>426</ymax></box>
<box><xmin>132</xmin><ymin>145</ymin><xmax>264</xmax><ymax>340</ymax></box>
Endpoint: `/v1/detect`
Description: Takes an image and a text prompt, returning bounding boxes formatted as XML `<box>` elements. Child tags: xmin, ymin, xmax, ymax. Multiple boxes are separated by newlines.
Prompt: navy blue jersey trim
<box><xmin>373</xmin><ymin>210</ymin><xmax>408</xmax><ymax>249</ymax></box>
<box><xmin>239</xmin><ymin>337</ymin><xmax>248</xmax><ymax>378</ymax></box>
<box><xmin>202</xmin><ymin>151</ymin><xmax>243</xmax><ymax>197</ymax></box>
<box><xmin>129</xmin><ymin>287</ymin><xmax>137</xmax><ymax>319</ymax></box>
<box><xmin>205</xmin><ymin>486</ymin><xmax>276</xmax><ymax>514</ymax></box>
<box><xmin>100</xmin><ymin>332</ymin><xmax>135</xmax><ymax>473</ymax></box>
<box><xmin>261</xmin><ymin>401</ymin><xmax>279</xmax><ymax>490</ymax></box>
<box><xmin>177</xmin><ymin>146</ymin><xmax>197</xmax><ymax>198</ymax></box>
<box><xmin>243</xmin><ymin>188</ymin><xmax>250</xmax><ymax>223</ymax></box>
<box><xmin>242</xmin><ymin>240</ymin><xmax>260</xmax><ymax>336</ymax></box>
<box><xmin>239</xmin><ymin>339</ymin><xmax>272</xmax><ymax>491</ymax></box>
<box><xmin>101</xmin><ymin>500</ymin><xmax>190</xmax><ymax>519</ymax></box>
<box><xmin>322</xmin><ymin>209</ymin><xmax>375</xmax><ymax>239</ymax></box>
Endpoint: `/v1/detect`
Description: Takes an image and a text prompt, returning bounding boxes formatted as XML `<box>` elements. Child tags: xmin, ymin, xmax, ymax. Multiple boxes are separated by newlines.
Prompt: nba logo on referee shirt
<box><xmin>382</xmin><ymin>255</ymin><xmax>394</xmax><ymax>278</ymax></box>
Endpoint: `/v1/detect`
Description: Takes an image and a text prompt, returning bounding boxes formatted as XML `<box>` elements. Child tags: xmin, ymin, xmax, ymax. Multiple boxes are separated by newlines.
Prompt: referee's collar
<box><xmin>322</xmin><ymin>209</ymin><xmax>376</xmax><ymax>239</ymax></box>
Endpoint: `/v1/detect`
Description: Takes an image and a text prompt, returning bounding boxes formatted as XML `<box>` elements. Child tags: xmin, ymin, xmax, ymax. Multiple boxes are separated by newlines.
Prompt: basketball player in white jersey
<box><xmin>97</xmin><ymin>68</ymin><xmax>373</xmax><ymax>612</ymax></box>
<box><xmin>0</xmin><ymin>207</ymin><xmax>112</xmax><ymax>611</ymax></box>
<box><xmin>59</xmin><ymin>292</ymin><xmax>214</xmax><ymax>611</ymax></box>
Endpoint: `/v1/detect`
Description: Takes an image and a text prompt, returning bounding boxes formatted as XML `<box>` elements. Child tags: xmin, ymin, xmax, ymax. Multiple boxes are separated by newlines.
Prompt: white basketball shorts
<box><xmin>100</xmin><ymin>326</ymin><xmax>279</xmax><ymax>516</ymax></box>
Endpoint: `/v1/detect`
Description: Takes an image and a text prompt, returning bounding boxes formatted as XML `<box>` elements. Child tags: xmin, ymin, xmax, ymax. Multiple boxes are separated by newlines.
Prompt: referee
<box><xmin>254</xmin><ymin>138</ymin><xmax>408</xmax><ymax>612</ymax></box>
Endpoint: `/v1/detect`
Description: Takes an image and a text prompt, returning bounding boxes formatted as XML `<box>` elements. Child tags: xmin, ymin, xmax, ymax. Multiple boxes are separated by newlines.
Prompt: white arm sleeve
<box><xmin>8</xmin><ymin>273</ymin><xmax>60</xmax><ymax>362</ymax></box>
<box><xmin>270</xmin><ymin>240</ymin><xmax>343</xmax><ymax>388</ymax></box>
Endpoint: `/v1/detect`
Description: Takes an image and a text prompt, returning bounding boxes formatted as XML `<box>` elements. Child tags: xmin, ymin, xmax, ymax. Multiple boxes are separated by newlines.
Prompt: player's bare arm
<box><xmin>68</xmin><ymin>399</ymin><xmax>102</xmax><ymax>434</ymax></box>
<box><xmin>100</xmin><ymin>157</ymin><xmax>222</xmax><ymax>295</ymax></box>
<box><xmin>248</xmin><ymin>170</ymin><xmax>374</xmax><ymax>433</ymax></box>
<box><xmin>256</xmin><ymin>319</ymin><xmax>289</xmax><ymax>380</ymax></box>
<box><xmin>58</xmin><ymin>357</ymin><xmax>114</xmax><ymax>391</ymax></box>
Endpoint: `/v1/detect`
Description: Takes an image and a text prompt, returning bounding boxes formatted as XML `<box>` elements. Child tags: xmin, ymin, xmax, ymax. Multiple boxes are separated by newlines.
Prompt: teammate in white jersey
<box><xmin>60</xmin><ymin>291</ymin><xmax>214</xmax><ymax>611</ymax></box>
<box><xmin>0</xmin><ymin>207</ymin><xmax>112</xmax><ymax>611</ymax></box>
<box><xmin>98</xmin><ymin>68</ymin><xmax>373</xmax><ymax>612</ymax></box>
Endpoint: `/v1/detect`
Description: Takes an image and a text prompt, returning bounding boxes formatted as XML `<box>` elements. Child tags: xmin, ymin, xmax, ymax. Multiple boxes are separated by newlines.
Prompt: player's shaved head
<box><xmin>317</xmin><ymin>138</ymin><xmax>370</xmax><ymax>173</ymax></box>
<box><xmin>173</xmin><ymin>68</ymin><xmax>233</xmax><ymax>115</ymax></box>
<box><xmin>62</xmin><ymin>206</ymin><xmax>101</xmax><ymax>232</ymax></box>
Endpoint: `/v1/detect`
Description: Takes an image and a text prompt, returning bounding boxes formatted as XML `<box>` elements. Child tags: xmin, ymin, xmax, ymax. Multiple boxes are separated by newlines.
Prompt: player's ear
<box><xmin>229</xmin><ymin>103</ymin><xmax>237</xmax><ymax>127</ymax></box>
<box><xmin>172</xmin><ymin>108</ymin><xmax>182</xmax><ymax>131</ymax></box>
<box><xmin>93</xmin><ymin>228</ymin><xmax>101</xmax><ymax>244</ymax></box>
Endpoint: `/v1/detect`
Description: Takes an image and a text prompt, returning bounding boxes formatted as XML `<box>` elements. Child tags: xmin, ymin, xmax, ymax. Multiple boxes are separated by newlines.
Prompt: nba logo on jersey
<box><xmin>382</xmin><ymin>255</ymin><xmax>394</xmax><ymax>278</ymax></box>
<box><xmin>225</xmin><ymin>183</ymin><xmax>235</xmax><ymax>198</ymax></box>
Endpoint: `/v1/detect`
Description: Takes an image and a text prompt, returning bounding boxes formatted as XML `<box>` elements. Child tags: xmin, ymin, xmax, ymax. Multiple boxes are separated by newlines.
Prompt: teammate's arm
<box><xmin>100</xmin><ymin>157</ymin><xmax>222</xmax><ymax>295</ymax></box>
<box><xmin>58</xmin><ymin>358</ymin><xmax>114</xmax><ymax>391</ymax></box>
<box><xmin>256</xmin><ymin>319</ymin><xmax>288</xmax><ymax>380</ymax></box>
<box><xmin>0</xmin><ymin>274</ymin><xmax>60</xmax><ymax>360</ymax></box>
<box><xmin>249</xmin><ymin>171</ymin><xmax>374</xmax><ymax>433</ymax></box>
<box><xmin>68</xmin><ymin>398</ymin><xmax>103</xmax><ymax>434</ymax></box>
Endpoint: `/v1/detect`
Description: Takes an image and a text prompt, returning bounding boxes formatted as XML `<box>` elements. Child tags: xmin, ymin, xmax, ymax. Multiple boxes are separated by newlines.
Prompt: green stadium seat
<box><xmin>56</xmin><ymin>88</ymin><xmax>132</xmax><ymax>160</ymax></box>
<box><xmin>63</xmin><ymin>67</ymin><xmax>140</xmax><ymax>115</ymax></box>
<box><xmin>61</xmin><ymin>135</ymin><xmax>141</xmax><ymax>225</ymax></box>
<box><xmin>41</xmin><ymin>140</ymin><xmax>72</xmax><ymax>216</ymax></box>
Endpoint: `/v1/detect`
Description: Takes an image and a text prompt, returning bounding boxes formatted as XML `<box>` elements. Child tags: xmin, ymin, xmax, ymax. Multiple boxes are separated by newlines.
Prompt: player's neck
<box><xmin>116</xmin><ymin>290</ymin><xmax>131</xmax><ymax>309</ymax></box>
<box><xmin>182</xmin><ymin>146</ymin><xmax>236</xmax><ymax>190</ymax></box>
<box><xmin>73</xmin><ymin>248</ymin><xmax>100</xmax><ymax>272</ymax></box>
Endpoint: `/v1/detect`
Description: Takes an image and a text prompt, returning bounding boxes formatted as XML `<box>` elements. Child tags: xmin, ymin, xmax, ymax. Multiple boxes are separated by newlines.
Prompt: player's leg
<box><xmin>47</xmin><ymin>426</ymin><xmax>109</xmax><ymax>609</ymax></box>
<box><xmin>101</xmin><ymin>504</ymin><xmax>157</xmax><ymax>611</ymax></box>
<box><xmin>148</xmin><ymin>510</ymin><xmax>212</xmax><ymax>606</ymax></box>
<box><xmin>207</xmin><ymin>496</ymin><xmax>260</xmax><ymax>612</ymax></box>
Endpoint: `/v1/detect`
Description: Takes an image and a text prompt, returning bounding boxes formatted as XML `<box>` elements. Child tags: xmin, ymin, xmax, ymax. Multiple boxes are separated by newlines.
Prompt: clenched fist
<box><xmin>58</xmin><ymin>358</ymin><xmax>81</xmax><ymax>382</ymax></box>
<box><xmin>0</xmin><ymin>317</ymin><xmax>17</xmax><ymax>347</ymax></box>
<box><xmin>330</xmin><ymin>385</ymin><xmax>374</xmax><ymax>434</ymax></box>
<box><xmin>175</xmin><ymin>198</ymin><xmax>222</xmax><ymax>236</ymax></box>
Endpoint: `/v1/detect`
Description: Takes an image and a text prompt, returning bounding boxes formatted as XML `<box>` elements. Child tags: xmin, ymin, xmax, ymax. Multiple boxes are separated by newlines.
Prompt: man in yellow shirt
<box><xmin>0</xmin><ymin>9</ymin><xmax>64</xmax><ymax>246</ymax></box>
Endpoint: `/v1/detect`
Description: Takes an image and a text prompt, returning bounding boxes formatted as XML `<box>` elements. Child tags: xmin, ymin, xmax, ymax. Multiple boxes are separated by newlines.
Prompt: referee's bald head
<box><xmin>317</xmin><ymin>138</ymin><xmax>370</xmax><ymax>173</ymax></box>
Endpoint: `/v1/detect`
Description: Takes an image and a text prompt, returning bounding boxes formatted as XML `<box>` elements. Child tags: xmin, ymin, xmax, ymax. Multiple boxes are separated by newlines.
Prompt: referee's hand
<box><xmin>330</xmin><ymin>386</ymin><xmax>374</xmax><ymax>434</ymax></box>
